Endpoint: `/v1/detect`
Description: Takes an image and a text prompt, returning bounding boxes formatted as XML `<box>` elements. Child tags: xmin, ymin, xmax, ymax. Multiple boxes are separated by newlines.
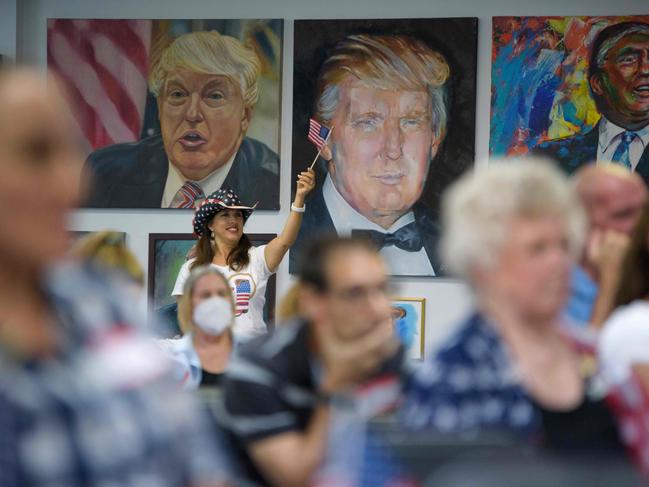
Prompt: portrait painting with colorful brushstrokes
<box><xmin>290</xmin><ymin>18</ymin><xmax>478</xmax><ymax>278</ymax></box>
<box><xmin>48</xmin><ymin>19</ymin><xmax>283</xmax><ymax>209</ymax></box>
<box><xmin>490</xmin><ymin>15</ymin><xmax>649</xmax><ymax>183</ymax></box>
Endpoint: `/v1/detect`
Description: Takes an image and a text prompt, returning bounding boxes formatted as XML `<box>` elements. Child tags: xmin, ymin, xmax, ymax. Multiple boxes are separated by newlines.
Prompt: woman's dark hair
<box><xmin>614</xmin><ymin>200</ymin><xmax>649</xmax><ymax>307</ymax></box>
<box><xmin>190</xmin><ymin>212</ymin><xmax>252</xmax><ymax>272</ymax></box>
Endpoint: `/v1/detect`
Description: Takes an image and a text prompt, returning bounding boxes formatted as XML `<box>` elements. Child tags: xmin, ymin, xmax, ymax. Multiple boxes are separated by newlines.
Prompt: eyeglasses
<box><xmin>328</xmin><ymin>280</ymin><xmax>396</xmax><ymax>305</ymax></box>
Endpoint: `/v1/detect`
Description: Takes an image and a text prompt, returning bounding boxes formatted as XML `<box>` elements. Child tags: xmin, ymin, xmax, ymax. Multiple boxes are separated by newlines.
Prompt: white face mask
<box><xmin>192</xmin><ymin>296</ymin><xmax>233</xmax><ymax>336</ymax></box>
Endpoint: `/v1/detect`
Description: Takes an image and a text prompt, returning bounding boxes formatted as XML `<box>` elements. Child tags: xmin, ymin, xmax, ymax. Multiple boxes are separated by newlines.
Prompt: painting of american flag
<box><xmin>234</xmin><ymin>278</ymin><xmax>252</xmax><ymax>315</ymax></box>
<box><xmin>47</xmin><ymin>19</ymin><xmax>152</xmax><ymax>150</ymax></box>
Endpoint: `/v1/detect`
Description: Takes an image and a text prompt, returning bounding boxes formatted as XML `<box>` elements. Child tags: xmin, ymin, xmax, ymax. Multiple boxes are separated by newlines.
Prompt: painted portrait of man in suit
<box><xmin>47</xmin><ymin>19</ymin><xmax>282</xmax><ymax>209</ymax></box>
<box><xmin>290</xmin><ymin>19</ymin><xmax>477</xmax><ymax>277</ymax></box>
<box><xmin>535</xmin><ymin>22</ymin><xmax>649</xmax><ymax>180</ymax></box>
<box><xmin>490</xmin><ymin>16</ymin><xmax>649</xmax><ymax>185</ymax></box>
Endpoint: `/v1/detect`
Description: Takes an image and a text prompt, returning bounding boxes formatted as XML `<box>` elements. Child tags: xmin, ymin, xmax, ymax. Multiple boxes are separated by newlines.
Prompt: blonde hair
<box><xmin>177</xmin><ymin>265</ymin><xmax>234</xmax><ymax>335</ymax></box>
<box><xmin>276</xmin><ymin>283</ymin><xmax>301</xmax><ymax>322</ymax></box>
<box><xmin>71</xmin><ymin>231</ymin><xmax>143</xmax><ymax>285</ymax></box>
<box><xmin>314</xmin><ymin>34</ymin><xmax>450</xmax><ymax>140</ymax></box>
<box><xmin>149</xmin><ymin>30</ymin><xmax>261</xmax><ymax>109</ymax></box>
<box><xmin>441</xmin><ymin>158</ymin><xmax>586</xmax><ymax>279</ymax></box>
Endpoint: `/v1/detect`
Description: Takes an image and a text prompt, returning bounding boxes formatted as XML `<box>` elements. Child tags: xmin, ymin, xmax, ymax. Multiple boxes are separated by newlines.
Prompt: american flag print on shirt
<box><xmin>234</xmin><ymin>278</ymin><xmax>253</xmax><ymax>315</ymax></box>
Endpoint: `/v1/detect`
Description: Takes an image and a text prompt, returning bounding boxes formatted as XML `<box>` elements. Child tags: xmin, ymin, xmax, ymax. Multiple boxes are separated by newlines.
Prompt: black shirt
<box><xmin>221</xmin><ymin>319</ymin><xmax>404</xmax><ymax>486</ymax></box>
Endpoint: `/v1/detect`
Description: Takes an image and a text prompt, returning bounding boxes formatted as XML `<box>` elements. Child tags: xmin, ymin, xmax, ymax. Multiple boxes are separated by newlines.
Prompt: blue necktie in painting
<box><xmin>174</xmin><ymin>181</ymin><xmax>205</xmax><ymax>209</ymax></box>
<box><xmin>352</xmin><ymin>222</ymin><xmax>423</xmax><ymax>252</ymax></box>
<box><xmin>611</xmin><ymin>131</ymin><xmax>638</xmax><ymax>169</ymax></box>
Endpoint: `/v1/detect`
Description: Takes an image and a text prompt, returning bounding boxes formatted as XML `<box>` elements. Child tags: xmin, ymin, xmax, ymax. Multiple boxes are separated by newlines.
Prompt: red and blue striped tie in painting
<box><xmin>175</xmin><ymin>181</ymin><xmax>205</xmax><ymax>209</ymax></box>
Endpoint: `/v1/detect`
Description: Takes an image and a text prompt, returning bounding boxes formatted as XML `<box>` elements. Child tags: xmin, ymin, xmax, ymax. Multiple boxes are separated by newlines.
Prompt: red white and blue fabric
<box><xmin>174</xmin><ymin>181</ymin><xmax>204</xmax><ymax>209</ymax></box>
<box><xmin>308</xmin><ymin>118</ymin><xmax>331</xmax><ymax>150</ymax></box>
<box><xmin>192</xmin><ymin>188</ymin><xmax>255</xmax><ymax>237</ymax></box>
<box><xmin>606</xmin><ymin>373</ymin><xmax>649</xmax><ymax>476</ymax></box>
<box><xmin>47</xmin><ymin>19</ymin><xmax>152</xmax><ymax>150</ymax></box>
<box><xmin>0</xmin><ymin>262</ymin><xmax>233</xmax><ymax>486</ymax></box>
<box><xmin>234</xmin><ymin>279</ymin><xmax>252</xmax><ymax>315</ymax></box>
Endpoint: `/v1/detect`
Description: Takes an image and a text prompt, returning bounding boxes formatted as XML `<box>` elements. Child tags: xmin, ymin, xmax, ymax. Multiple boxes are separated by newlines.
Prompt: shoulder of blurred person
<box><xmin>85</xmin><ymin>133</ymin><xmax>279</xmax><ymax>209</ymax></box>
<box><xmin>2</xmin><ymin>259</ymin><xmax>235</xmax><ymax>485</ymax></box>
<box><xmin>226</xmin><ymin>317</ymin><xmax>311</xmax><ymax>384</ymax></box>
<box><xmin>401</xmin><ymin>311</ymin><xmax>536</xmax><ymax>434</ymax></box>
<box><xmin>158</xmin><ymin>333</ymin><xmax>202</xmax><ymax>389</ymax></box>
<box><xmin>599</xmin><ymin>300</ymin><xmax>649</xmax><ymax>387</ymax></box>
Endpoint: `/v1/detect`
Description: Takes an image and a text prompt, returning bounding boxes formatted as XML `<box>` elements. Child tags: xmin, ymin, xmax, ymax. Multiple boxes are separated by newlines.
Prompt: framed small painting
<box><xmin>392</xmin><ymin>297</ymin><xmax>426</xmax><ymax>360</ymax></box>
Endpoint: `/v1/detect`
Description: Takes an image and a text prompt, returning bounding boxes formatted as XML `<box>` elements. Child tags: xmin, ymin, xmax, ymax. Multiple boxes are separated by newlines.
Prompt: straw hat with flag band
<box><xmin>192</xmin><ymin>188</ymin><xmax>257</xmax><ymax>237</ymax></box>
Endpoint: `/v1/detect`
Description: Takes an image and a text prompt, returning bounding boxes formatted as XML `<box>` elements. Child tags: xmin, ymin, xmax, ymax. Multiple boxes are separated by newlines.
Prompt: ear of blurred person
<box><xmin>222</xmin><ymin>236</ymin><xmax>403</xmax><ymax>487</ymax></box>
<box><xmin>0</xmin><ymin>68</ymin><xmax>233</xmax><ymax>486</ymax></box>
<box><xmin>566</xmin><ymin>164</ymin><xmax>648</xmax><ymax>329</ymax></box>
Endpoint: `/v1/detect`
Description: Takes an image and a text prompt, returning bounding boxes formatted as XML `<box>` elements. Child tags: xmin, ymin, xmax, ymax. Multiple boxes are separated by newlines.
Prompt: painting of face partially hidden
<box><xmin>47</xmin><ymin>18</ymin><xmax>283</xmax><ymax>209</ymax></box>
<box><xmin>392</xmin><ymin>298</ymin><xmax>425</xmax><ymax>360</ymax></box>
<box><xmin>148</xmin><ymin>233</ymin><xmax>277</xmax><ymax>336</ymax></box>
<box><xmin>490</xmin><ymin>16</ymin><xmax>649</xmax><ymax>185</ymax></box>
<box><xmin>289</xmin><ymin>18</ymin><xmax>477</xmax><ymax>278</ymax></box>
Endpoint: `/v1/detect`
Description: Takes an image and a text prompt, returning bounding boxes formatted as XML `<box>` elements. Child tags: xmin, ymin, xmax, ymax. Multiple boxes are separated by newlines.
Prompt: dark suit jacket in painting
<box><xmin>533</xmin><ymin>121</ymin><xmax>649</xmax><ymax>186</ymax></box>
<box><xmin>83</xmin><ymin>134</ymin><xmax>280</xmax><ymax>209</ymax></box>
<box><xmin>289</xmin><ymin>180</ymin><xmax>445</xmax><ymax>276</ymax></box>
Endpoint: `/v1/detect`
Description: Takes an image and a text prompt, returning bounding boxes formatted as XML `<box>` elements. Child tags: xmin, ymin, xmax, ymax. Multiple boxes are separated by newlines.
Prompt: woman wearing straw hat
<box><xmin>172</xmin><ymin>169</ymin><xmax>315</xmax><ymax>337</ymax></box>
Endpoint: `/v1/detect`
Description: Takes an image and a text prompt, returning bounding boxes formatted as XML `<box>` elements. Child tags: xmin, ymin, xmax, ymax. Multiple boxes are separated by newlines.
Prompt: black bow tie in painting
<box><xmin>352</xmin><ymin>222</ymin><xmax>423</xmax><ymax>252</ymax></box>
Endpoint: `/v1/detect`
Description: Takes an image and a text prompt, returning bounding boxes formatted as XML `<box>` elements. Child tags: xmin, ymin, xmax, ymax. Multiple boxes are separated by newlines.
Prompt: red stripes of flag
<box><xmin>234</xmin><ymin>279</ymin><xmax>252</xmax><ymax>315</ymax></box>
<box><xmin>308</xmin><ymin>118</ymin><xmax>331</xmax><ymax>150</ymax></box>
<box><xmin>47</xmin><ymin>19</ymin><xmax>152</xmax><ymax>150</ymax></box>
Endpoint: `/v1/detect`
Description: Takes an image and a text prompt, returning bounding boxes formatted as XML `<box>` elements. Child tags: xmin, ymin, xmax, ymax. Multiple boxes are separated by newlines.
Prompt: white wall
<box><xmin>0</xmin><ymin>0</ymin><xmax>16</xmax><ymax>61</ymax></box>
<box><xmin>12</xmin><ymin>0</ymin><xmax>649</xmax><ymax>354</ymax></box>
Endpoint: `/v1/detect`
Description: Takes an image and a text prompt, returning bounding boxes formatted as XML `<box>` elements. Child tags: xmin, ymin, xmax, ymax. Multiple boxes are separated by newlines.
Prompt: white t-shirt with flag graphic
<box><xmin>172</xmin><ymin>245</ymin><xmax>273</xmax><ymax>338</ymax></box>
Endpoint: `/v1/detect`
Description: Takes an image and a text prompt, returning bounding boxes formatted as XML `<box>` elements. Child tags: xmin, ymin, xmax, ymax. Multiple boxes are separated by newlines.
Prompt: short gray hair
<box><xmin>441</xmin><ymin>158</ymin><xmax>586</xmax><ymax>279</ymax></box>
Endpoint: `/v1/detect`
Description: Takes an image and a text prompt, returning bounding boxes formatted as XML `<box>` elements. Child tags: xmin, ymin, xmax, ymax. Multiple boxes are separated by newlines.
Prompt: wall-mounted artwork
<box><xmin>289</xmin><ymin>18</ymin><xmax>478</xmax><ymax>277</ymax></box>
<box><xmin>490</xmin><ymin>16</ymin><xmax>649</xmax><ymax>184</ymax></box>
<box><xmin>392</xmin><ymin>298</ymin><xmax>425</xmax><ymax>360</ymax></box>
<box><xmin>48</xmin><ymin>18</ymin><xmax>283</xmax><ymax>209</ymax></box>
<box><xmin>148</xmin><ymin>233</ymin><xmax>277</xmax><ymax>335</ymax></box>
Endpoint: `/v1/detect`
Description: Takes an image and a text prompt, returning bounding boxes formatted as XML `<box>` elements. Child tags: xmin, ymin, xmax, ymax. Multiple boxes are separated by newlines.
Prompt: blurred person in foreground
<box><xmin>160</xmin><ymin>265</ymin><xmax>236</xmax><ymax>390</ymax></box>
<box><xmin>597</xmin><ymin>200</ymin><xmax>649</xmax><ymax>475</ymax></box>
<box><xmin>222</xmin><ymin>236</ymin><xmax>403</xmax><ymax>487</ymax></box>
<box><xmin>401</xmin><ymin>159</ymin><xmax>624</xmax><ymax>452</ymax></box>
<box><xmin>600</xmin><ymin>199</ymin><xmax>649</xmax><ymax>390</ymax></box>
<box><xmin>565</xmin><ymin>164</ymin><xmax>647</xmax><ymax>328</ymax></box>
<box><xmin>0</xmin><ymin>68</ymin><xmax>230</xmax><ymax>486</ymax></box>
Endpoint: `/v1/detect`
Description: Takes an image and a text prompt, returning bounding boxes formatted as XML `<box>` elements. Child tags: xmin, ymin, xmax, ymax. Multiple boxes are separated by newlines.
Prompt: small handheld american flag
<box><xmin>308</xmin><ymin>118</ymin><xmax>331</xmax><ymax>150</ymax></box>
